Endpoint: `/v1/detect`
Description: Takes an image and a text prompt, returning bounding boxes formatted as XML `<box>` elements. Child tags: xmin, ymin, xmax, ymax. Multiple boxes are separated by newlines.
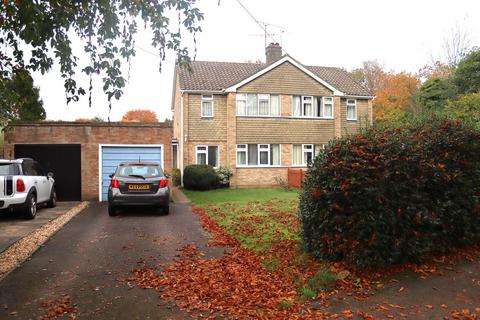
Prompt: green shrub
<box><xmin>171</xmin><ymin>168</ymin><xmax>181</xmax><ymax>186</ymax></box>
<box><xmin>444</xmin><ymin>93</ymin><xmax>480</xmax><ymax>129</ymax></box>
<box><xmin>215</xmin><ymin>166</ymin><xmax>233</xmax><ymax>187</ymax></box>
<box><xmin>300</xmin><ymin>117</ymin><xmax>480</xmax><ymax>268</ymax></box>
<box><xmin>183</xmin><ymin>165</ymin><xmax>218</xmax><ymax>191</ymax></box>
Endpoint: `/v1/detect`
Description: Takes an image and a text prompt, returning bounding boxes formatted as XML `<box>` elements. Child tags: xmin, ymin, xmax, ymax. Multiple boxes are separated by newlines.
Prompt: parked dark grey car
<box><xmin>107</xmin><ymin>161</ymin><xmax>169</xmax><ymax>216</ymax></box>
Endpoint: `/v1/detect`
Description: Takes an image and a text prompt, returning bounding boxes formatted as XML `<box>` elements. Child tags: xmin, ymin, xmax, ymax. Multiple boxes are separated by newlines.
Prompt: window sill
<box><xmin>290</xmin><ymin>116</ymin><xmax>334</xmax><ymax>120</ymax></box>
<box><xmin>346</xmin><ymin>119</ymin><xmax>357</xmax><ymax>121</ymax></box>
<box><xmin>201</xmin><ymin>116</ymin><xmax>214</xmax><ymax>119</ymax></box>
<box><xmin>236</xmin><ymin>115</ymin><xmax>281</xmax><ymax>118</ymax></box>
<box><xmin>236</xmin><ymin>165</ymin><xmax>286</xmax><ymax>169</ymax></box>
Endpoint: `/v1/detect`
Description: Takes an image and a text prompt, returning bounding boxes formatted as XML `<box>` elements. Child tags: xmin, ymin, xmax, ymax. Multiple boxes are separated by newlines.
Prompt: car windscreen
<box><xmin>116</xmin><ymin>164</ymin><xmax>163</xmax><ymax>178</ymax></box>
<box><xmin>0</xmin><ymin>163</ymin><xmax>20</xmax><ymax>176</ymax></box>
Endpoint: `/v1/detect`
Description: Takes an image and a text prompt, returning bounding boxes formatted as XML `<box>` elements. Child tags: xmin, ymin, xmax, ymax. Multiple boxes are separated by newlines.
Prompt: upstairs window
<box><xmin>201</xmin><ymin>95</ymin><xmax>214</xmax><ymax>117</ymax></box>
<box><xmin>346</xmin><ymin>99</ymin><xmax>357</xmax><ymax>120</ymax></box>
<box><xmin>293</xmin><ymin>96</ymin><xmax>334</xmax><ymax>118</ymax></box>
<box><xmin>236</xmin><ymin>93</ymin><xmax>280</xmax><ymax>116</ymax></box>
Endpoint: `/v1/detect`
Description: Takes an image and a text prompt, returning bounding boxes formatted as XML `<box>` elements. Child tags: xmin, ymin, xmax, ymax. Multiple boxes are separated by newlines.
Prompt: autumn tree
<box><xmin>122</xmin><ymin>109</ymin><xmax>158</xmax><ymax>123</ymax></box>
<box><xmin>0</xmin><ymin>1</ymin><xmax>203</xmax><ymax>107</ymax></box>
<box><xmin>350</xmin><ymin>60</ymin><xmax>385</xmax><ymax>94</ymax></box>
<box><xmin>374</xmin><ymin>72</ymin><xmax>420</xmax><ymax>121</ymax></box>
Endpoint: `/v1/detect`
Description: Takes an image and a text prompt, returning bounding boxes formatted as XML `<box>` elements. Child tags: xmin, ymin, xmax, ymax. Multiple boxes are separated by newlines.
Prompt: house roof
<box><xmin>177</xmin><ymin>57</ymin><xmax>372</xmax><ymax>97</ymax></box>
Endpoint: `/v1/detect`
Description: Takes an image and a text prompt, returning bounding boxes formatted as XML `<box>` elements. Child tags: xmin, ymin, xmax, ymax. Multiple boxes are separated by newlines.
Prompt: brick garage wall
<box><xmin>3</xmin><ymin>122</ymin><xmax>172</xmax><ymax>201</ymax></box>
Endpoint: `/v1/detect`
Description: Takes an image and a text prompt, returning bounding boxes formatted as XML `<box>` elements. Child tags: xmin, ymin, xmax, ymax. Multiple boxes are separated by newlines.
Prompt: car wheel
<box><xmin>108</xmin><ymin>205</ymin><xmax>118</xmax><ymax>216</ymax></box>
<box><xmin>163</xmin><ymin>205</ymin><xmax>170</xmax><ymax>215</ymax></box>
<box><xmin>46</xmin><ymin>188</ymin><xmax>57</xmax><ymax>208</ymax></box>
<box><xmin>24</xmin><ymin>193</ymin><xmax>37</xmax><ymax>219</ymax></box>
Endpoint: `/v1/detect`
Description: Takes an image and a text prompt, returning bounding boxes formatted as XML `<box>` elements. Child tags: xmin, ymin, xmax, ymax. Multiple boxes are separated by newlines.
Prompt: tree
<box><xmin>454</xmin><ymin>50</ymin><xmax>480</xmax><ymax>94</ymax></box>
<box><xmin>444</xmin><ymin>93</ymin><xmax>480</xmax><ymax>128</ymax></box>
<box><xmin>443</xmin><ymin>24</ymin><xmax>471</xmax><ymax>67</ymax></box>
<box><xmin>0</xmin><ymin>70</ymin><xmax>46</xmax><ymax>127</ymax></box>
<box><xmin>417</xmin><ymin>61</ymin><xmax>454</xmax><ymax>81</ymax></box>
<box><xmin>417</xmin><ymin>77</ymin><xmax>456</xmax><ymax>111</ymax></box>
<box><xmin>374</xmin><ymin>72</ymin><xmax>420</xmax><ymax>119</ymax></box>
<box><xmin>122</xmin><ymin>109</ymin><xmax>158</xmax><ymax>123</ymax></box>
<box><xmin>0</xmin><ymin>1</ymin><xmax>203</xmax><ymax>106</ymax></box>
<box><xmin>350</xmin><ymin>60</ymin><xmax>385</xmax><ymax>94</ymax></box>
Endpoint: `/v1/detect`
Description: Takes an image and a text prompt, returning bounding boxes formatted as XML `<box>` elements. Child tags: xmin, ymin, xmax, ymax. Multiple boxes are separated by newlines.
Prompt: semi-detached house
<box><xmin>171</xmin><ymin>43</ymin><xmax>373</xmax><ymax>187</ymax></box>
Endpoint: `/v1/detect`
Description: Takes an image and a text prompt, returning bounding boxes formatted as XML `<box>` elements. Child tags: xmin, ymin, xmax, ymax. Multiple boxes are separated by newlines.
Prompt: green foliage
<box><xmin>183</xmin><ymin>165</ymin><xmax>218</xmax><ymax>191</ymax></box>
<box><xmin>300</xmin><ymin>117</ymin><xmax>480</xmax><ymax>268</ymax></box>
<box><xmin>215</xmin><ymin>166</ymin><xmax>233</xmax><ymax>187</ymax></box>
<box><xmin>298</xmin><ymin>286</ymin><xmax>316</xmax><ymax>300</ymax></box>
<box><xmin>0</xmin><ymin>1</ymin><xmax>203</xmax><ymax>105</ymax></box>
<box><xmin>278</xmin><ymin>299</ymin><xmax>294</xmax><ymax>310</ymax></box>
<box><xmin>0</xmin><ymin>70</ymin><xmax>45</xmax><ymax>127</ymax></box>
<box><xmin>445</xmin><ymin>93</ymin><xmax>480</xmax><ymax>128</ymax></box>
<box><xmin>454</xmin><ymin>50</ymin><xmax>480</xmax><ymax>94</ymax></box>
<box><xmin>306</xmin><ymin>267</ymin><xmax>336</xmax><ymax>292</ymax></box>
<box><xmin>417</xmin><ymin>77</ymin><xmax>456</xmax><ymax>111</ymax></box>
<box><xmin>172</xmin><ymin>168</ymin><xmax>181</xmax><ymax>187</ymax></box>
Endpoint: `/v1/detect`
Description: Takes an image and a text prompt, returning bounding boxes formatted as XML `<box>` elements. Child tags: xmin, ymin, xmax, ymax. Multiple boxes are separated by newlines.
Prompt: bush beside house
<box><xmin>299</xmin><ymin>118</ymin><xmax>480</xmax><ymax>268</ymax></box>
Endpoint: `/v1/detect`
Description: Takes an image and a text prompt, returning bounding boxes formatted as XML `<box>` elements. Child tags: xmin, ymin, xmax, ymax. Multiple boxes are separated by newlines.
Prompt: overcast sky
<box><xmin>33</xmin><ymin>0</ymin><xmax>480</xmax><ymax>122</ymax></box>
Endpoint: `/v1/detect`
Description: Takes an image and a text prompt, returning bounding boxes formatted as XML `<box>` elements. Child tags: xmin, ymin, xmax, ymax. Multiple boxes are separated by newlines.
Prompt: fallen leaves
<box><xmin>39</xmin><ymin>294</ymin><xmax>76</xmax><ymax>320</ymax></box>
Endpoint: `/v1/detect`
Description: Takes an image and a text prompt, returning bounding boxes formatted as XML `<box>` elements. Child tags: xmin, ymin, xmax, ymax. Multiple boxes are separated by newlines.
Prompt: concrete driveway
<box><xmin>0</xmin><ymin>202</ymin><xmax>218</xmax><ymax>319</ymax></box>
<box><xmin>0</xmin><ymin>202</ymin><xmax>80</xmax><ymax>253</ymax></box>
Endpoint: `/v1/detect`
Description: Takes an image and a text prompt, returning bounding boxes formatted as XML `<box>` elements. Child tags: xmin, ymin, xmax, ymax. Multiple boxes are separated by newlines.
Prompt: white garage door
<box><xmin>100</xmin><ymin>145</ymin><xmax>163</xmax><ymax>201</ymax></box>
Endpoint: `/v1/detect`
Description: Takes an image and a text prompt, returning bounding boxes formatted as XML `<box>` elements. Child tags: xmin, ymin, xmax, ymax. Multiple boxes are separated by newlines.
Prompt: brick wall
<box><xmin>3</xmin><ymin>122</ymin><xmax>172</xmax><ymax>201</ymax></box>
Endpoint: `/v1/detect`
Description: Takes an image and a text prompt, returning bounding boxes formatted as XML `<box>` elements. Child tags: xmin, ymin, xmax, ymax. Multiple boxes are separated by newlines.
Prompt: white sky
<box><xmin>33</xmin><ymin>0</ymin><xmax>480</xmax><ymax>122</ymax></box>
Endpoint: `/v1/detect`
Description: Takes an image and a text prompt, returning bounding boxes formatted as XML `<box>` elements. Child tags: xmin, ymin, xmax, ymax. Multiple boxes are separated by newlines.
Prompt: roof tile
<box><xmin>177</xmin><ymin>59</ymin><xmax>371</xmax><ymax>96</ymax></box>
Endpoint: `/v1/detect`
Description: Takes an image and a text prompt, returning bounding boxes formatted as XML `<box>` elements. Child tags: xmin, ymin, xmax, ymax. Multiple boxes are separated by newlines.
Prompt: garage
<box><xmin>3</xmin><ymin>122</ymin><xmax>172</xmax><ymax>201</ymax></box>
<box><xmin>14</xmin><ymin>144</ymin><xmax>82</xmax><ymax>201</ymax></box>
<box><xmin>99</xmin><ymin>145</ymin><xmax>163</xmax><ymax>201</ymax></box>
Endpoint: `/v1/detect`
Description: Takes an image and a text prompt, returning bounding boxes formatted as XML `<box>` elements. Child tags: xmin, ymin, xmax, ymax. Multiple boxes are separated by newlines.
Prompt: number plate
<box><xmin>128</xmin><ymin>184</ymin><xmax>150</xmax><ymax>190</ymax></box>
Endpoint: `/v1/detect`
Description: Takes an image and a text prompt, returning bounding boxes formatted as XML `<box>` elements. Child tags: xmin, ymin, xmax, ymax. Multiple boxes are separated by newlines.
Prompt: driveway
<box><xmin>0</xmin><ymin>202</ymin><xmax>80</xmax><ymax>253</ymax></box>
<box><xmin>0</xmin><ymin>202</ymin><xmax>219</xmax><ymax>319</ymax></box>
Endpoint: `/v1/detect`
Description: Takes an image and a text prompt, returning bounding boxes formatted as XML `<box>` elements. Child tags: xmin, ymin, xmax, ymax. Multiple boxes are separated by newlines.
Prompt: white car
<box><xmin>0</xmin><ymin>158</ymin><xmax>56</xmax><ymax>219</ymax></box>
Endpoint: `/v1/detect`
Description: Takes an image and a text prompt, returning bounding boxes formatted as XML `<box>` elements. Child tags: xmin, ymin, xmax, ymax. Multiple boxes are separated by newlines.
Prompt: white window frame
<box><xmin>236</xmin><ymin>144</ymin><xmax>282</xmax><ymax>167</ymax></box>
<box><xmin>292</xmin><ymin>143</ymin><xmax>326</xmax><ymax>167</ymax></box>
<box><xmin>201</xmin><ymin>95</ymin><xmax>214</xmax><ymax>118</ymax></box>
<box><xmin>236</xmin><ymin>93</ymin><xmax>281</xmax><ymax>117</ymax></box>
<box><xmin>195</xmin><ymin>145</ymin><xmax>219</xmax><ymax>168</ymax></box>
<box><xmin>236</xmin><ymin>144</ymin><xmax>247</xmax><ymax>166</ymax></box>
<box><xmin>346</xmin><ymin>99</ymin><xmax>357</xmax><ymax>121</ymax></box>
<box><xmin>292</xmin><ymin>96</ymin><xmax>335</xmax><ymax>119</ymax></box>
<box><xmin>236</xmin><ymin>93</ymin><xmax>247</xmax><ymax>115</ymax></box>
<box><xmin>322</xmin><ymin>97</ymin><xmax>334</xmax><ymax>119</ymax></box>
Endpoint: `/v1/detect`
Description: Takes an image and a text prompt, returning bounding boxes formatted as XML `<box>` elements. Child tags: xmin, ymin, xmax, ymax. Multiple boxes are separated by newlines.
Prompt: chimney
<box><xmin>265</xmin><ymin>43</ymin><xmax>282</xmax><ymax>64</ymax></box>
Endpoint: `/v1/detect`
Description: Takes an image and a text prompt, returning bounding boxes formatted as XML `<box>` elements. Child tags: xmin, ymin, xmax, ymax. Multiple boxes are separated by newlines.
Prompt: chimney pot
<box><xmin>265</xmin><ymin>42</ymin><xmax>282</xmax><ymax>64</ymax></box>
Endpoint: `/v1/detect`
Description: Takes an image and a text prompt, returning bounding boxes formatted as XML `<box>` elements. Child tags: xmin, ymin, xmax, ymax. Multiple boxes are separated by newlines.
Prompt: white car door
<box><xmin>33</xmin><ymin>162</ymin><xmax>50</xmax><ymax>202</ymax></box>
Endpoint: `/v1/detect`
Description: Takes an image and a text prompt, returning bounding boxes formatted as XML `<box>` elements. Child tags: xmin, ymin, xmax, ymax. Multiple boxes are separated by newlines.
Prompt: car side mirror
<box><xmin>109</xmin><ymin>173</ymin><xmax>114</xmax><ymax>178</ymax></box>
<box><xmin>47</xmin><ymin>172</ymin><xmax>54</xmax><ymax>178</ymax></box>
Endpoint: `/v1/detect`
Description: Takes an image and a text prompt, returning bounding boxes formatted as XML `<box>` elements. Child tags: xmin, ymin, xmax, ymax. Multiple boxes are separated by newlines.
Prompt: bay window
<box><xmin>292</xmin><ymin>144</ymin><xmax>325</xmax><ymax>166</ymax></box>
<box><xmin>236</xmin><ymin>144</ymin><xmax>281</xmax><ymax>166</ymax></box>
<box><xmin>236</xmin><ymin>93</ymin><xmax>281</xmax><ymax>116</ymax></box>
<box><xmin>196</xmin><ymin>145</ymin><xmax>219</xmax><ymax>167</ymax></box>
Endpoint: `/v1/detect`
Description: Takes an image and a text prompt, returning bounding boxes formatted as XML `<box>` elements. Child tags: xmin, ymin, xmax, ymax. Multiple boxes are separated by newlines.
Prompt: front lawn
<box><xmin>181</xmin><ymin>187</ymin><xmax>298</xmax><ymax>205</ymax></box>
<box><xmin>130</xmin><ymin>187</ymin><xmax>480</xmax><ymax>319</ymax></box>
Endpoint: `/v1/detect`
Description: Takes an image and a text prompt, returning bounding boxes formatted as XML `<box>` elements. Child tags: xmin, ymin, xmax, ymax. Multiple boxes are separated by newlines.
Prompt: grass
<box><xmin>182</xmin><ymin>187</ymin><xmax>298</xmax><ymax>205</ymax></box>
<box><xmin>184</xmin><ymin>187</ymin><xmax>336</xmax><ymax>304</ymax></box>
